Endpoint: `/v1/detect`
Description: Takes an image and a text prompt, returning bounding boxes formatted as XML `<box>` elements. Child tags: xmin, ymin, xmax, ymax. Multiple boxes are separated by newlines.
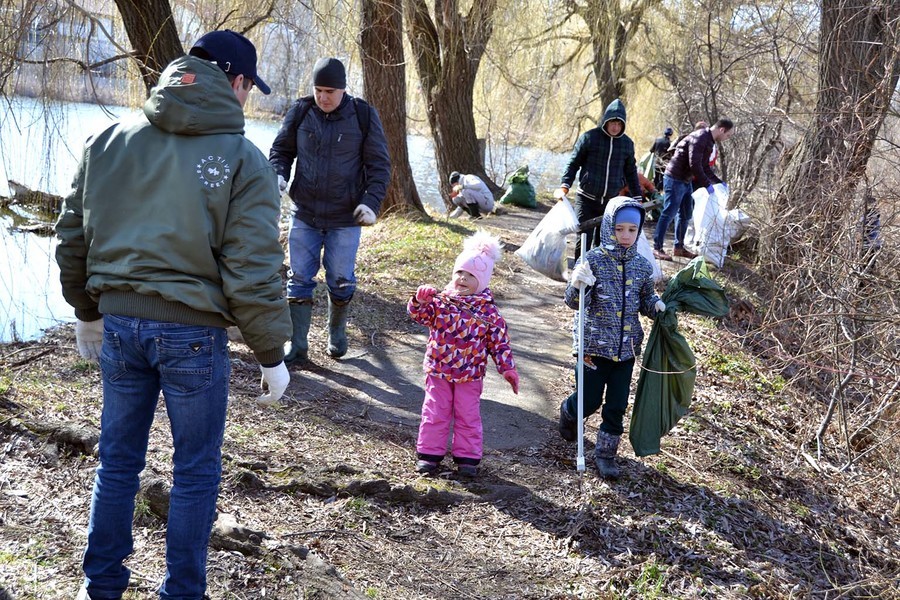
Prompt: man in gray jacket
<box><xmin>57</xmin><ymin>30</ymin><xmax>291</xmax><ymax>600</ymax></box>
<box><xmin>269</xmin><ymin>57</ymin><xmax>391</xmax><ymax>363</ymax></box>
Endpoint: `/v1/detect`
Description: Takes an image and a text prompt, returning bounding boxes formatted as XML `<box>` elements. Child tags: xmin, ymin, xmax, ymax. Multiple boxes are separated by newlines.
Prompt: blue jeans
<box><xmin>653</xmin><ymin>175</ymin><xmax>694</xmax><ymax>250</ymax></box>
<box><xmin>83</xmin><ymin>315</ymin><xmax>229</xmax><ymax>600</ymax></box>
<box><xmin>287</xmin><ymin>217</ymin><xmax>360</xmax><ymax>302</ymax></box>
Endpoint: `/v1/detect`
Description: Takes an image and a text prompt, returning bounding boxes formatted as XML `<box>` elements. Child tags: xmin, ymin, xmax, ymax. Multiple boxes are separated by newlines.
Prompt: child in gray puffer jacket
<box><xmin>558</xmin><ymin>196</ymin><xmax>665</xmax><ymax>479</ymax></box>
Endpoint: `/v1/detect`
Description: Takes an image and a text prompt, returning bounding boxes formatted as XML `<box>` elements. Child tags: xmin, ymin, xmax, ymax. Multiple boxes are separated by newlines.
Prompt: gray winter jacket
<box><xmin>564</xmin><ymin>197</ymin><xmax>661</xmax><ymax>360</ymax></box>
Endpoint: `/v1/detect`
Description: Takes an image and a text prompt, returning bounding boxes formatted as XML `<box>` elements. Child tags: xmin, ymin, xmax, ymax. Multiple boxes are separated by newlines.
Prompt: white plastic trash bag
<box><xmin>689</xmin><ymin>183</ymin><xmax>750</xmax><ymax>267</ymax></box>
<box><xmin>515</xmin><ymin>198</ymin><xmax>579</xmax><ymax>281</ymax></box>
<box><xmin>636</xmin><ymin>232</ymin><xmax>663</xmax><ymax>282</ymax></box>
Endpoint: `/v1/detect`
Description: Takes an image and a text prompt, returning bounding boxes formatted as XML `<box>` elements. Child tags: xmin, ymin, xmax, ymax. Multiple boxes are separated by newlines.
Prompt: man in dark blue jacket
<box><xmin>652</xmin><ymin>118</ymin><xmax>733</xmax><ymax>261</ymax></box>
<box><xmin>269</xmin><ymin>57</ymin><xmax>391</xmax><ymax>363</ymax></box>
<box><xmin>556</xmin><ymin>99</ymin><xmax>642</xmax><ymax>257</ymax></box>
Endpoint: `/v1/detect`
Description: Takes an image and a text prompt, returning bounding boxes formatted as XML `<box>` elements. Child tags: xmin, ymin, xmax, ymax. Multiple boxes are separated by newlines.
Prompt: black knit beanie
<box><xmin>312</xmin><ymin>57</ymin><xmax>346</xmax><ymax>89</ymax></box>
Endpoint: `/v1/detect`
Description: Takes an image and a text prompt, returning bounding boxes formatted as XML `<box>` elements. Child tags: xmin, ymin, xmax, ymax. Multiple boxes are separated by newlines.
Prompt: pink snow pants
<box><xmin>416</xmin><ymin>374</ymin><xmax>484</xmax><ymax>462</ymax></box>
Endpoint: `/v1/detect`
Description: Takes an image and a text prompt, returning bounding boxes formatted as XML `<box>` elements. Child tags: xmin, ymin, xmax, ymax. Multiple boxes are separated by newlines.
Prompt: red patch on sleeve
<box><xmin>181</xmin><ymin>73</ymin><xmax>196</xmax><ymax>84</ymax></box>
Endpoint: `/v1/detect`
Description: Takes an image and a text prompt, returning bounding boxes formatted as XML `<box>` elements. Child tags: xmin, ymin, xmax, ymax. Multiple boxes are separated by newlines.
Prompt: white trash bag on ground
<box><xmin>515</xmin><ymin>198</ymin><xmax>579</xmax><ymax>281</ymax></box>
<box><xmin>689</xmin><ymin>183</ymin><xmax>751</xmax><ymax>268</ymax></box>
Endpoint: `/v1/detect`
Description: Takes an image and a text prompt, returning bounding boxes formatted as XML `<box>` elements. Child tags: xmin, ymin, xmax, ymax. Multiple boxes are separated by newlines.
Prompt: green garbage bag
<box><xmin>637</xmin><ymin>151</ymin><xmax>656</xmax><ymax>180</ymax></box>
<box><xmin>630</xmin><ymin>257</ymin><xmax>730</xmax><ymax>457</ymax></box>
<box><xmin>499</xmin><ymin>166</ymin><xmax>537</xmax><ymax>208</ymax></box>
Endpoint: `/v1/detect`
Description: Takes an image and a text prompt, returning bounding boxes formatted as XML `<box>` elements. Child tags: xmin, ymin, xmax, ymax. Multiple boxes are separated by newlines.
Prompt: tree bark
<box><xmin>113</xmin><ymin>0</ymin><xmax>183</xmax><ymax>95</ymax></box>
<box><xmin>360</xmin><ymin>0</ymin><xmax>424</xmax><ymax>215</ymax></box>
<box><xmin>405</xmin><ymin>0</ymin><xmax>501</xmax><ymax>208</ymax></box>
<box><xmin>581</xmin><ymin>0</ymin><xmax>661</xmax><ymax>108</ymax></box>
<box><xmin>765</xmin><ymin>0</ymin><xmax>900</xmax><ymax>270</ymax></box>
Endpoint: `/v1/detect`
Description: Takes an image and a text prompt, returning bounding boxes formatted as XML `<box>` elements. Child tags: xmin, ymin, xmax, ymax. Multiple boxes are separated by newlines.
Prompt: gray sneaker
<box><xmin>457</xmin><ymin>464</ymin><xmax>478</xmax><ymax>477</ymax></box>
<box><xmin>416</xmin><ymin>460</ymin><xmax>440</xmax><ymax>475</ymax></box>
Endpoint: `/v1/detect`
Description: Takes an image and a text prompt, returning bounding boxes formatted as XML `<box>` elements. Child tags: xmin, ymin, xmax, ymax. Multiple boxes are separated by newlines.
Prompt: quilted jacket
<box><xmin>408</xmin><ymin>289</ymin><xmax>516</xmax><ymax>383</ymax></box>
<box><xmin>564</xmin><ymin>197</ymin><xmax>662</xmax><ymax>361</ymax></box>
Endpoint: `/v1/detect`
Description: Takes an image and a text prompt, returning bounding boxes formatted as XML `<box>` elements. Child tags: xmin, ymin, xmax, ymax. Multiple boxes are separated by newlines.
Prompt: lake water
<box><xmin>0</xmin><ymin>96</ymin><xmax>567</xmax><ymax>342</ymax></box>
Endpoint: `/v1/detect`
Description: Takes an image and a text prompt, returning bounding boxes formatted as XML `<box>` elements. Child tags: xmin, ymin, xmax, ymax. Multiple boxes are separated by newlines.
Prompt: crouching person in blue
<box><xmin>557</xmin><ymin>197</ymin><xmax>666</xmax><ymax>479</ymax></box>
<box><xmin>56</xmin><ymin>30</ymin><xmax>291</xmax><ymax>600</ymax></box>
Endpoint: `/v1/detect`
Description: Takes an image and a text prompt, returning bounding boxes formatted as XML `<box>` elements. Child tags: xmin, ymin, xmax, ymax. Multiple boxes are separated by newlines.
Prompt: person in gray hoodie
<box><xmin>57</xmin><ymin>30</ymin><xmax>290</xmax><ymax>600</ymax></box>
<box><xmin>556</xmin><ymin>99</ymin><xmax>643</xmax><ymax>258</ymax></box>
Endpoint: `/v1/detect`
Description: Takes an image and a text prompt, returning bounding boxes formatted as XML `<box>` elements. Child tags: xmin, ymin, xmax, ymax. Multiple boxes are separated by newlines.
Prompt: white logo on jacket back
<box><xmin>196</xmin><ymin>155</ymin><xmax>231</xmax><ymax>188</ymax></box>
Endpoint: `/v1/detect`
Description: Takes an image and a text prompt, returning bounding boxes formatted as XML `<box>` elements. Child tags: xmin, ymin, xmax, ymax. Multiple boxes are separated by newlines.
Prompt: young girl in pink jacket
<box><xmin>407</xmin><ymin>231</ymin><xmax>519</xmax><ymax>477</ymax></box>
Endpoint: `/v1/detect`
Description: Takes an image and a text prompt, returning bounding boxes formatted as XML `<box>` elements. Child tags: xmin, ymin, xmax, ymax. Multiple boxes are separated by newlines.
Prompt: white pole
<box><xmin>576</xmin><ymin>232</ymin><xmax>587</xmax><ymax>472</ymax></box>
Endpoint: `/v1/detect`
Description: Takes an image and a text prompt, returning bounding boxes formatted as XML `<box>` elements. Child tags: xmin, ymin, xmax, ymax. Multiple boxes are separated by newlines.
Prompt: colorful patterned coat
<box><xmin>408</xmin><ymin>289</ymin><xmax>516</xmax><ymax>383</ymax></box>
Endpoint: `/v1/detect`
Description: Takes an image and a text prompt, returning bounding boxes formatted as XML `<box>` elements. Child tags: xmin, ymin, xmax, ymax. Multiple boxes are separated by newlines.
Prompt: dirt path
<box><xmin>279</xmin><ymin>201</ymin><xmax>685</xmax><ymax>455</ymax></box>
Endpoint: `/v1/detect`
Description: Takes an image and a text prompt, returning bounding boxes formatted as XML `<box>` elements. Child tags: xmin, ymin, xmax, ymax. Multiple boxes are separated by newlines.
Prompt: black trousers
<box><xmin>563</xmin><ymin>356</ymin><xmax>636</xmax><ymax>436</ymax></box>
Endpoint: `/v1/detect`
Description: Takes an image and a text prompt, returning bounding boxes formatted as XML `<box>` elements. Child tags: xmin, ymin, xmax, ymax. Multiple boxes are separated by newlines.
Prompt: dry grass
<box><xmin>1</xmin><ymin>213</ymin><xmax>899</xmax><ymax>599</ymax></box>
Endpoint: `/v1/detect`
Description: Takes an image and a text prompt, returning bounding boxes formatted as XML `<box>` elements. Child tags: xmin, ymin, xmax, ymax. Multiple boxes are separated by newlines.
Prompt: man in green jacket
<box><xmin>57</xmin><ymin>30</ymin><xmax>291</xmax><ymax>600</ymax></box>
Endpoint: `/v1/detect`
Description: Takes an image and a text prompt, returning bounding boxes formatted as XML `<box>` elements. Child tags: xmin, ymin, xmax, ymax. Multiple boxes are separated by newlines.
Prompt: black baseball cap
<box><xmin>191</xmin><ymin>30</ymin><xmax>271</xmax><ymax>95</ymax></box>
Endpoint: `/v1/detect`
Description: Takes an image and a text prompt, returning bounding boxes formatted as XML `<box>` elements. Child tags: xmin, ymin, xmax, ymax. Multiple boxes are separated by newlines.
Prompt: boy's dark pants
<box><xmin>562</xmin><ymin>356</ymin><xmax>635</xmax><ymax>436</ymax></box>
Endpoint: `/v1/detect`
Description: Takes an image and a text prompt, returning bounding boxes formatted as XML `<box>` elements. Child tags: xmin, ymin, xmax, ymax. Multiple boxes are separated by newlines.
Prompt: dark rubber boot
<box><xmin>468</xmin><ymin>203</ymin><xmax>482</xmax><ymax>220</ymax></box>
<box><xmin>326</xmin><ymin>297</ymin><xmax>350</xmax><ymax>358</ymax></box>
<box><xmin>594</xmin><ymin>430</ymin><xmax>622</xmax><ymax>480</ymax></box>
<box><xmin>558</xmin><ymin>401</ymin><xmax>577</xmax><ymax>442</ymax></box>
<box><xmin>284</xmin><ymin>301</ymin><xmax>312</xmax><ymax>364</ymax></box>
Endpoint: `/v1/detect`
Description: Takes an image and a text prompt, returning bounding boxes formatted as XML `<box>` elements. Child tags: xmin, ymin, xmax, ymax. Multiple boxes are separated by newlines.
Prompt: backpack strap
<box><xmin>291</xmin><ymin>95</ymin><xmax>315</xmax><ymax>131</ymax></box>
<box><xmin>352</xmin><ymin>97</ymin><xmax>371</xmax><ymax>139</ymax></box>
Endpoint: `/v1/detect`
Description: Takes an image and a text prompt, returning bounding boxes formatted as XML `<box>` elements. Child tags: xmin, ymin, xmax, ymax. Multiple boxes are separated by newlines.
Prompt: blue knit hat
<box><xmin>615</xmin><ymin>206</ymin><xmax>642</xmax><ymax>226</ymax></box>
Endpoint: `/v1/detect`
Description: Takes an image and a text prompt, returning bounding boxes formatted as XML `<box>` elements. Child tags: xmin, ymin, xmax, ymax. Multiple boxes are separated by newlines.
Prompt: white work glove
<box><xmin>353</xmin><ymin>204</ymin><xmax>377</xmax><ymax>226</ymax></box>
<box><xmin>75</xmin><ymin>319</ymin><xmax>103</xmax><ymax>360</ymax></box>
<box><xmin>553</xmin><ymin>187</ymin><xmax>569</xmax><ymax>200</ymax></box>
<box><xmin>257</xmin><ymin>362</ymin><xmax>290</xmax><ymax>406</ymax></box>
<box><xmin>570</xmin><ymin>261</ymin><xmax>596</xmax><ymax>290</ymax></box>
<box><xmin>277</xmin><ymin>175</ymin><xmax>288</xmax><ymax>192</ymax></box>
<box><xmin>655</xmin><ymin>300</ymin><xmax>666</xmax><ymax>313</ymax></box>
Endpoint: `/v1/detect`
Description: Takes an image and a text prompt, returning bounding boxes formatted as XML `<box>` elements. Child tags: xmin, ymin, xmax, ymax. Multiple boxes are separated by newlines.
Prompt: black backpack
<box><xmin>288</xmin><ymin>95</ymin><xmax>371</xmax><ymax>139</ymax></box>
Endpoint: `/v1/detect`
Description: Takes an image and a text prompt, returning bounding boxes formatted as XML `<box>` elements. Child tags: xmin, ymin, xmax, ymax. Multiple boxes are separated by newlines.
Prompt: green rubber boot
<box><xmin>284</xmin><ymin>300</ymin><xmax>312</xmax><ymax>364</ymax></box>
<box><xmin>326</xmin><ymin>297</ymin><xmax>351</xmax><ymax>358</ymax></box>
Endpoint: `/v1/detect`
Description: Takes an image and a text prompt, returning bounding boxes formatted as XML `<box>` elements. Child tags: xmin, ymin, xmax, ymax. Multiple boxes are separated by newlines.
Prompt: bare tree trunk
<box><xmin>405</xmin><ymin>0</ymin><xmax>501</xmax><ymax>207</ymax></box>
<box><xmin>765</xmin><ymin>0</ymin><xmax>900</xmax><ymax>272</ymax></box>
<box><xmin>113</xmin><ymin>0</ymin><xmax>183</xmax><ymax>95</ymax></box>
<box><xmin>581</xmin><ymin>0</ymin><xmax>662</xmax><ymax>107</ymax></box>
<box><xmin>360</xmin><ymin>0</ymin><xmax>424</xmax><ymax>215</ymax></box>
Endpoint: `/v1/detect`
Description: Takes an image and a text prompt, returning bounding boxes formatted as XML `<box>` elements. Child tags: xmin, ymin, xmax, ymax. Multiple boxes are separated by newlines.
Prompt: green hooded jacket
<box><xmin>55</xmin><ymin>55</ymin><xmax>290</xmax><ymax>364</ymax></box>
